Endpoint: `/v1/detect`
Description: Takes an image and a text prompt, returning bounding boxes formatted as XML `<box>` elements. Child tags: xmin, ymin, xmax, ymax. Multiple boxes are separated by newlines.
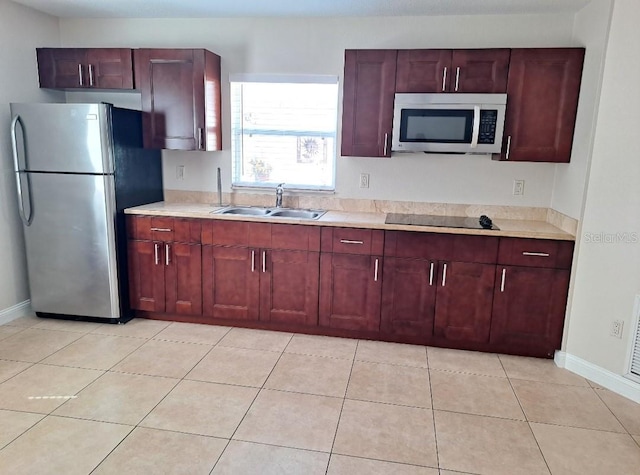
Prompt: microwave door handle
<box><xmin>470</xmin><ymin>106</ymin><xmax>481</xmax><ymax>149</ymax></box>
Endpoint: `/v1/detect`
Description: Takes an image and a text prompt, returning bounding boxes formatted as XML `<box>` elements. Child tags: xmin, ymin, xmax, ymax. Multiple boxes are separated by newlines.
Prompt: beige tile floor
<box><xmin>0</xmin><ymin>315</ymin><xmax>639</xmax><ymax>474</ymax></box>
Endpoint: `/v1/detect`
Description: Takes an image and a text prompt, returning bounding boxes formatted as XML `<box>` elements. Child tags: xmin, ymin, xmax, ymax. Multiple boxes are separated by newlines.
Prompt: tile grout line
<box><xmin>0</xmin><ymin>412</ymin><xmax>46</xmax><ymax>452</ymax></box>
<box><xmin>88</xmin><ymin>322</ymin><xmax>233</xmax><ymax>475</ymax></box>
<box><xmin>425</xmin><ymin>347</ymin><xmax>441</xmax><ymax>472</ymax></box>
<box><xmin>498</xmin><ymin>355</ymin><xmax>553</xmax><ymax>475</ymax></box>
<box><xmin>591</xmin><ymin>386</ymin><xmax>636</xmax><ymax>438</ymax></box>
<box><xmin>324</xmin><ymin>339</ymin><xmax>359</xmax><ymax>475</ymax></box>
<box><xmin>208</xmin><ymin>331</ymin><xmax>294</xmax><ymax>475</ymax></box>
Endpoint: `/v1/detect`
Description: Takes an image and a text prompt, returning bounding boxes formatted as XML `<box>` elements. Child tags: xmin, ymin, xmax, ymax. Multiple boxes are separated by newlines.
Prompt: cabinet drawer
<box><xmin>271</xmin><ymin>224</ymin><xmax>320</xmax><ymax>252</ymax></box>
<box><xmin>385</xmin><ymin>230</ymin><xmax>498</xmax><ymax>264</ymax></box>
<box><xmin>201</xmin><ymin>220</ymin><xmax>271</xmax><ymax>247</ymax></box>
<box><xmin>498</xmin><ymin>238</ymin><xmax>574</xmax><ymax>269</ymax></box>
<box><xmin>127</xmin><ymin>215</ymin><xmax>201</xmax><ymax>243</ymax></box>
<box><xmin>321</xmin><ymin>227</ymin><xmax>384</xmax><ymax>255</ymax></box>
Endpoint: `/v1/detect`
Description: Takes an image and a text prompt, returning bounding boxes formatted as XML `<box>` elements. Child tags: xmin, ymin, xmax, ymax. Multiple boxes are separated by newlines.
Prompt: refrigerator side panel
<box><xmin>23</xmin><ymin>173</ymin><xmax>120</xmax><ymax>319</ymax></box>
<box><xmin>110</xmin><ymin>107</ymin><xmax>164</xmax><ymax>319</ymax></box>
<box><xmin>10</xmin><ymin>103</ymin><xmax>112</xmax><ymax>174</ymax></box>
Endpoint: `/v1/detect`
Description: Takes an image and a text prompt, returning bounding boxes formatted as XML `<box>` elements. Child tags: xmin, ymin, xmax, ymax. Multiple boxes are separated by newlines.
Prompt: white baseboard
<box><xmin>0</xmin><ymin>300</ymin><xmax>33</xmax><ymax>325</ymax></box>
<box><xmin>555</xmin><ymin>351</ymin><xmax>640</xmax><ymax>403</ymax></box>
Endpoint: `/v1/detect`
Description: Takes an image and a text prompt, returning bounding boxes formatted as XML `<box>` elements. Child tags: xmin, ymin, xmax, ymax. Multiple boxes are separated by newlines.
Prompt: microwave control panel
<box><xmin>479</xmin><ymin>110</ymin><xmax>498</xmax><ymax>144</ymax></box>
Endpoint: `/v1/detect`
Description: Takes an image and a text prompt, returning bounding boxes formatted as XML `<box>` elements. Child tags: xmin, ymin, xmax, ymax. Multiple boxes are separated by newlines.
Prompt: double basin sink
<box><xmin>212</xmin><ymin>206</ymin><xmax>326</xmax><ymax>220</ymax></box>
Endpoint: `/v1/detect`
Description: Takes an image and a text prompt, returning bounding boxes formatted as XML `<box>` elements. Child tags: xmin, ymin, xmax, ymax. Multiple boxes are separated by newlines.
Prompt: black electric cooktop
<box><xmin>385</xmin><ymin>213</ymin><xmax>500</xmax><ymax>231</ymax></box>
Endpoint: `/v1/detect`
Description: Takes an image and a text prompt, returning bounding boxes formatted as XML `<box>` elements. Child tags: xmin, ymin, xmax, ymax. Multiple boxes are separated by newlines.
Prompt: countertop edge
<box><xmin>124</xmin><ymin>203</ymin><xmax>576</xmax><ymax>241</ymax></box>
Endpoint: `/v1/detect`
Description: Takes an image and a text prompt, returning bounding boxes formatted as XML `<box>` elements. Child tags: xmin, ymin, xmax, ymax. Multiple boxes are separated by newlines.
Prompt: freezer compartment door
<box><xmin>23</xmin><ymin>173</ymin><xmax>120</xmax><ymax>319</ymax></box>
<box><xmin>10</xmin><ymin>103</ymin><xmax>113</xmax><ymax>174</ymax></box>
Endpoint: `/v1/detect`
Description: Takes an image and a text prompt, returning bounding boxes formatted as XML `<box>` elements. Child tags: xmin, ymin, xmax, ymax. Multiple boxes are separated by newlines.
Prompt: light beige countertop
<box><xmin>125</xmin><ymin>202</ymin><xmax>575</xmax><ymax>241</ymax></box>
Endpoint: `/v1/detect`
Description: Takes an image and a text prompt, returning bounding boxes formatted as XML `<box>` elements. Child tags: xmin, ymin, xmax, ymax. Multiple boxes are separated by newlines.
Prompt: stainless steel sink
<box><xmin>216</xmin><ymin>206</ymin><xmax>273</xmax><ymax>216</ymax></box>
<box><xmin>212</xmin><ymin>206</ymin><xmax>325</xmax><ymax>220</ymax></box>
<box><xmin>269</xmin><ymin>209</ymin><xmax>324</xmax><ymax>219</ymax></box>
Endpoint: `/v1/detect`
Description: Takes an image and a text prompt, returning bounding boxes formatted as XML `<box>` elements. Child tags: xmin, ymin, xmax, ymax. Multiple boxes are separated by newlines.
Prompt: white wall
<box><xmin>59</xmin><ymin>13</ymin><xmax>581</xmax><ymax>207</ymax></box>
<box><xmin>551</xmin><ymin>0</ymin><xmax>613</xmax><ymax>220</ymax></box>
<box><xmin>0</xmin><ymin>0</ymin><xmax>61</xmax><ymax>312</ymax></box>
<box><xmin>564</xmin><ymin>0</ymin><xmax>640</xmax><ymax>374</ymax></box>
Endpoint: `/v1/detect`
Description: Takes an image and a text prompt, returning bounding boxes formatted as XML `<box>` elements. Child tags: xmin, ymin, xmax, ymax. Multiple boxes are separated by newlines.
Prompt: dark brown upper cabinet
<box><xmin>36</xmin><ymin>48</ymin><xmax>134</xmax><ymax>89</ymax></box>
<box><xmin>134</xmin><ymin>48</ymin><xmax>222</xmax><ymax>151</ymax></box>
<box><xmin>341</xmin><ymin>49</ymin><xmax>397</xmax><ymax>157</ymax></box>
<box><xmin>395</xmin><ymin>49</ymin><xmax>510</xmax><ymax>93</ymax></box>
<box><xmin>497</xmin><ymin>48</ymin><xmax>585</xmax><ymax>163</ymax></box>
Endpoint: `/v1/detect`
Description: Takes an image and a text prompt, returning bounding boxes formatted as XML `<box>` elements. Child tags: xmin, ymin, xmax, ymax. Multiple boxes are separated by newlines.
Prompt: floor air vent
<box><xmin>626</xmin><ymin>294</ymin><xmax>640</xmax><ymax>383</ymax></box>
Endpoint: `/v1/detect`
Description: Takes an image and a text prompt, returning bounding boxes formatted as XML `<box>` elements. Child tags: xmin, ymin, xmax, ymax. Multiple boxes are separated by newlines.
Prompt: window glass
<box><xmin>230</xmin><ymin>77</ymin><xmax>338</xmax><ymax>190</ymax></box>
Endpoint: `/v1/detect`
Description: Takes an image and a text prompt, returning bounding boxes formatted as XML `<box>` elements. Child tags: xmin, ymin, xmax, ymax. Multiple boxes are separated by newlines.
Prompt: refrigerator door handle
<box><xmin>11</xmin><ymin>115</ymin><xmax>33</xmax><ymax>226</ymax></box>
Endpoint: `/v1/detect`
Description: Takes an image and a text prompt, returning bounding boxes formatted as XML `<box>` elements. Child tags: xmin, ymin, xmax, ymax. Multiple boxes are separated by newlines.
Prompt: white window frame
<box><xmin>229</xmin><ymin>73</ymin><xmax>339</xmax><ymax>191</ymax></box>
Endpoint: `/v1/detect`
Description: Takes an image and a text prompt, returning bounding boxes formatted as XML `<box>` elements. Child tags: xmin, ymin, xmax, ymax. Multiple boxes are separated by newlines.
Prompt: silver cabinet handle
<box><xmin>500</xmin><ymin>268</ymin><xmax>506</xmax><ymax>292</ymax></box>
<box><xmin>340</xmin><ymin>239</ymin><xmax>364</xmax><ymax>245</ymax></box>
<box><xmin>78</xmin><ymin>64</ymin><xmax>84</xmax><ymax>86</ymax></box>
<box><xmin>441</xmin><ymin>263</ymin><xmax>447</xmax><ymax>287</ymax></box>
<box><xmin>455</xmin><ymin>67</ymin><xmax>460</xmax><ymax>91</ymax></box>
<box><xmin>154</xmin><ymin>243</ymin><xmax>160</xmax><ymax>265</ymax></box>
<box><xmin>374</xmin><ymin>258</ymin><xmax>379</xmax><ymax>282</ymax></box>
<box><xmin>429</xmin><ymin>262</ymin><xmax>434</xmax><ymax>286</ymax></box>
<box><xmin>11</xmin><ymin>114</ymin><xmax>33</xmax><ymax>226</ymax></box>
<box><xmin>383</xmin><ymin>133</ymin><xmax>389</xmax><ymax>156</ymax></box>
<box><xmin>251</xmin><ymin>250</ymin><xmax>255</xmax><ymax>273</ymax></box>
<box><xmin>165</xmin><ymin>244</ymin><xmax>170</xmax><ymax>266</ymax></box>
<box><xmin>522</xmin><ymin>252</ymin><xmax>550</xmax><ymax>257</ymax></box>
<box><xmin>470</xmin><ymin>105</ymin><xmax>480</xmax><ymax>149</ymax></box>
<box><xmin>505</xmin><ymin>136</ymin><xmax>512</xmax><ymax>160</ymax></box>
<box><xmin>442</xmin><ymin>67</ymin><xmax>448</xmax><ymax>92</ymax></box>
<box><xmin>88</xmin><ymin>64</ymin><xmax>95</xmax><ymax>86</ymax></box>
<box><xmin>262</xmin><ymin>250</ymin><xmax>266</xmax><ymax>273</ymax></box>
<box><xmin>197</xmin><ymin>127</ymin><xmax>204</xmax><ymax>150</ymax></box>
<box><xmin>150</xmin><ymin>227</ymin><xmax>172</xmax><ymax>232</ymax></box>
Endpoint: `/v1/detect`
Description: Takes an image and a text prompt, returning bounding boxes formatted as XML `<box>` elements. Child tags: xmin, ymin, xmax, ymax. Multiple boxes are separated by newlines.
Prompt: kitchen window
<box><xmin>230</xmin><ymin>74</ymin><xmax>338</xmax><ymax>190</ymax></box>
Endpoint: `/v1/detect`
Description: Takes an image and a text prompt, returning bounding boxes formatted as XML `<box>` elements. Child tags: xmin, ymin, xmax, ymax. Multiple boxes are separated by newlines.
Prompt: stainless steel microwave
<box><xmin>392</xmin><ymin>93</ymin><xmax>507</xmax><ymax>154</ymax></box>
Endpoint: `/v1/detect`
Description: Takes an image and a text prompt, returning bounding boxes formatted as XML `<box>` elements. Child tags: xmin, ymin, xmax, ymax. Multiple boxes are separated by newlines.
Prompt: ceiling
<box><xmin>12</xmin><ymin>0</ymin><xmax>592</xmax><ymax>19</ymax></box>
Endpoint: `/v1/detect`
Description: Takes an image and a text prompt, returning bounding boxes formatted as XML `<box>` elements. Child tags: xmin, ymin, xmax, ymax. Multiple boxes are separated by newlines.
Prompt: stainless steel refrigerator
<box><xmin>10</xmin><ymin>103</ymin><xmax>163</xmax><ymax>323</ymax></box>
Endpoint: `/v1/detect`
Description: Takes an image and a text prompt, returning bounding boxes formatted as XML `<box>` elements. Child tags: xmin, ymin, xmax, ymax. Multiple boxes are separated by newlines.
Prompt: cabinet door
<box><xmin>36</xmin><ymin>48</ymin><xmax>86</xmax><ymax>88</ymax></box>
<box><xmin>319</xmin><ymin>253</ymin><xmax>382</xmax><ymax>332</ymax></box>
<box><xmin>341</xmin><ymin>50</ymin><xmax>397</xmax><ymax>157</ymax></box>
<box><xmin>434</xmin><ymin>261</ymin><xmax>496</xmax><ymax>343</ymax></box>
<box><xmin>499</xmin><ymin>48</ymin><xmax>585</xmax><ymax>162</ymax></box>
<box><xmin>135</xmin><ymin>49</ymin><xmax>221</xmax><ymax>151</ymax></box>
<box><xmin>165</xmin><ymin>243</ymin><xmax>202</xmax><ymax>315</ymax></box>
<box><xmin>381</xmin><ymin>258</ymin><xmax>436</xmax><ymax>337</ymax></box>
<box><xmin>490</xmin><ymin>266</ymin><xmax>570</xmax><ymax>356</ymax></box>
<box><xmin>128</xmin><ymin>240</ymin><xmax>165</xmax><ymax>312</ymax></box>
<box><xmin>260</xmin><ymin>250</ymin><xmax>320</xmax><ymax>326</ymax></box>
<box><xmin>396</xmin><ymin>50</ymin><xmax>451</xmax><ymax>93</ymax></box>
<box><xmin>451</xmin><ymin>49</ymin><xmax>510</xmax><ymax>93</ymax></box>
<box><xmin>202</xmin><ymin>246</ymin><xmax>259</xmax><ymax>320</ymax></box>
<box><xmin>85</xmin><ymin>49</ymin><xmax>133</xmax><ymax>89</ymax></box>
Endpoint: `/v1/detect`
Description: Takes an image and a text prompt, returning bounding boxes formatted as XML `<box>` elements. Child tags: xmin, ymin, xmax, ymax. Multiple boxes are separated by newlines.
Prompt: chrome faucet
<box><xmin>275</xmin><ymin>183</ymin><xmax>285</xmax><ymax>208</ymax></box>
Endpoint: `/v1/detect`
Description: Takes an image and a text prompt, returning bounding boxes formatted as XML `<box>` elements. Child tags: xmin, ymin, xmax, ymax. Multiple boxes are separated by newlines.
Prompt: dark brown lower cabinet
<box><xmin>382</xmin><ymin>259</ymin><xmax>496</xmax><ymax>343</ymax></box>
<box><xmin>127</xmin><ymin>215</ymin><xmax>574</xmax><ymax>359</ymax></box>
<box><xmin>202</xmin><ymin>246</ymin><xmax>320</xmax><ymax>325</ymax></box>
<box><xmin>490</xmin><ymin>266</ymin><xmax>570</xmax><ymax>356</ymax></box>
<box><xmin>381</xmin><ymin>258</ymin><xmax>436</xmax><ymax>337</ymax></box>
<box><xmin>433</xmin><ymin>261</ymin><xmax>496</xmax><ymax>343</ymax></box>
<box><xmin>260</xmin><ymin>250</ymin><xmax>320</xmax><ymax>326</ymax></box>
<box><xmin>128</xmin><ymin>240</ymin><xmax>165</xmax><ymax>313</ymax></box>
<box><xmin>202</xmin><ymin>245</ymin><xmax>259</xmax><ymax>321</ymax></box>
<box><xmin>128</xmin><ymin>240</ymin><xmax>201</xmax><ymax>315</ymax></box>
<box><xmin>319</xmin><ymin>253</ymin><xmax>382</xmax><ymax>332</ymax></box>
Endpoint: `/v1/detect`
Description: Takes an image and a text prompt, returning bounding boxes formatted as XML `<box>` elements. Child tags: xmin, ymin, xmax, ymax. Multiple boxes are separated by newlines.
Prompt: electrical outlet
<box><xmin>610</xmin><ymin>319</ymin><xmax>624</xmax><ymax>339</ymax></box>
<box><xmin>359</xmin><ymin>173</ymin><xmax>370</xmax><ymax>189</ymax></box>
<box><xmin>513</xmin><ymin>179</ymin><xmax>525</xmax><ymax>196</ymax></box>
<box><xmin>176</xmin><ymin>165</ymin><xmax>185</xmax><ymax>180</ymax></box>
